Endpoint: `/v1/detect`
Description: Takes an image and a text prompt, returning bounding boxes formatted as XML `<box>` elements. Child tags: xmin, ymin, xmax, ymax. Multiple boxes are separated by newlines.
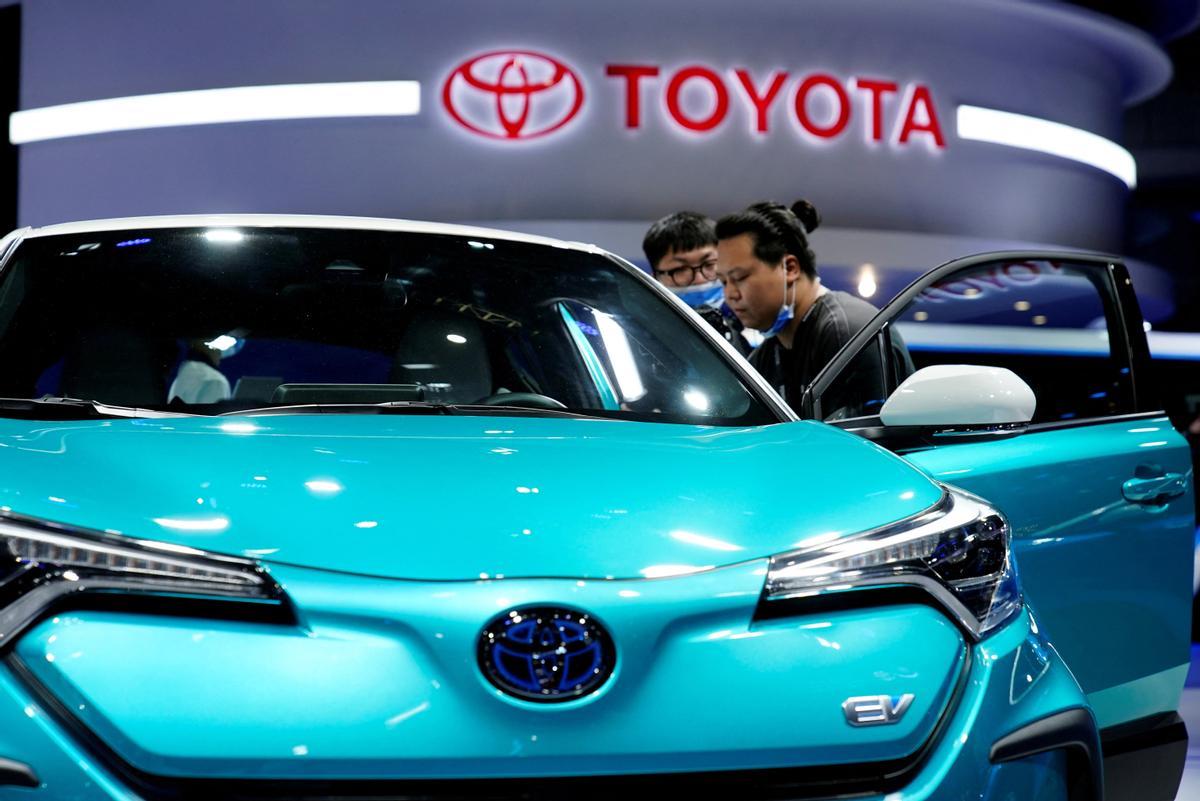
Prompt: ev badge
<box><xmin>842</xmin><ymin>694</ymin><xmax>915</xmax><ymax>727</ymax></box>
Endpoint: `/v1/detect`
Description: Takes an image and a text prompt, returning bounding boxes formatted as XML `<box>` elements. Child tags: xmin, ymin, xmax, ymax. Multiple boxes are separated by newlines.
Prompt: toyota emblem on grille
<box><xmin>479</xmin><ymin>606</ymin><xmax>616</xmax><ymax>702</ymax></box>
<box><xmin>442</xmin><ymin>50</ymin><xmax>585</xmax><ymax>140</ymax></box>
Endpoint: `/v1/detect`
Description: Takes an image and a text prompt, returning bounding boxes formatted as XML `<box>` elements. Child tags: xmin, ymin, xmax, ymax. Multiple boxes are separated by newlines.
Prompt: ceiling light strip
<box><xmin>9</xmin><ymin>80</ymin><xmax>421</xmax><ymax>145</ymax></box>
<box><xmin>956</xmin><ymin>105</ymin><xmax>1136</xmax><ymax>189</ymax></box>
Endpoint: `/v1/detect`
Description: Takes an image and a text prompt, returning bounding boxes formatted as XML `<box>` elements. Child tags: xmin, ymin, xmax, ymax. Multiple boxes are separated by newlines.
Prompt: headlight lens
<box><xmin>0</xmin><ymin>513</ymin><xmax>284</xmax><ymax>646</ymax></box>
<box><xmin>764</xmin><ymin>486</ymin><xmax>1021</xmax><ymax>638</ymax></box>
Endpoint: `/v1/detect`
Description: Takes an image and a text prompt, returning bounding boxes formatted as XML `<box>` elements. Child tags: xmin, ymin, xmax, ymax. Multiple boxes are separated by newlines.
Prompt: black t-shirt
<box><xmin>749</xmin><ymin>289</ymin><xmax>880</xmax><ymax>412</ymax></box>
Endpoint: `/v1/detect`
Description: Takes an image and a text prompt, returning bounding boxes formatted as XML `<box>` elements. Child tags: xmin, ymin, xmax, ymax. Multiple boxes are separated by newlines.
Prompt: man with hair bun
<box><xmin>715</xmin><ymin>199</ymin><xmax>883</xmax><ymax>414</ymax></box>
<box><xmin>642</xmin><ymin>211</ymin><xmax>750</xmax><ymax>355</ymax></box>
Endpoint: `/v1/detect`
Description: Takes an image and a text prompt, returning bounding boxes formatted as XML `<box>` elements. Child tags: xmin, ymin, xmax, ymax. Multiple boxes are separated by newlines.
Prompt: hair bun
<box><xmin>790</xmin><ymin>199</ymin><xmax>821</xmax><ymax>234</ymax></box>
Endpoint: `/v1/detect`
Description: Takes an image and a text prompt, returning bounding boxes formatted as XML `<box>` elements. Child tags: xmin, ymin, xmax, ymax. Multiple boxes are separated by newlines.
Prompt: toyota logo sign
<box><xmin>443</xmin><ymin>50</ymin><xmax>585</xmax><ymax>141</ymax></box>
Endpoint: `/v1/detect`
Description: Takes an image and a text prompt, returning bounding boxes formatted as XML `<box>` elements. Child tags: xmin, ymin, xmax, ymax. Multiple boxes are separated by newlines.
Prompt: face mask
<box><xmin>669</xmin><ymin>279</ymin><xmax>724</xmax><ymax>310</ymax></box>
<box><xmin>757</xmin><ymin>270</ymin><xmax>796</xmax><ymax>337</ymax></box>
<box><xmin>761</xmin><ymin>303</ymin><xmax>794</xmax><ymax>337</ymax></box>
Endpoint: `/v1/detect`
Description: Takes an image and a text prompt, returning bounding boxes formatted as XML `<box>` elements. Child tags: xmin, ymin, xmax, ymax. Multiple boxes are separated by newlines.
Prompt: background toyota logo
<box><xmin>479</xmin><ymin>606</ymin><xmax>616</xmax><ymax>702</ymax></box>
<box><xmin>442</xmin><ymin>50</ymin><xmax>584</xmax><ymax>140</ymax></box>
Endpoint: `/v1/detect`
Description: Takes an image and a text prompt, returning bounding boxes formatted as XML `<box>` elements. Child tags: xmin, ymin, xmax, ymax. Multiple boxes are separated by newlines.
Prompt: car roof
<box><xmin>21</xmin><ymin>214</ymin><xmax>603</xmax><ymax>254</ymax></box>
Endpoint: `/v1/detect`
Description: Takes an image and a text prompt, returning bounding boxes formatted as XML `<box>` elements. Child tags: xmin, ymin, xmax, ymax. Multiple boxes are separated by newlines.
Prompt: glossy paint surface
<box><xmin>905</xmin><ymin>416</ymin><xmax>1194</xmax><ymax>728</ymax></box>
<box><xmin>16</xmin><ymin>560</ymin><xmax>966</xmax><ymax>777</ymax></box>
<box><xmin>888</xmin><ymin>608</ymin><xmax>1094</xmax><ymax>801</ymax></box>
<box><xmin>0</xmin><ymin>415</ymin><xmax>940</xmax><ymax>580</ymax></box>
<box><xmin>0</xmin><ymin>379</ymin><xmax>1174</xmax><ymax>794</ymax></box>
<box><xmin>0</xmin><ymin>608</ymin><xmax>1093</xmax><ymax>798</ymax></box>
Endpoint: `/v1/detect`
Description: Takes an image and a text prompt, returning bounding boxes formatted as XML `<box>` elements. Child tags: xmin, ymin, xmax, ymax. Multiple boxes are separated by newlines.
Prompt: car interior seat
<box><xmin>59</xmin><ymin>328</ymin><xmax>171</xmax><ymax>407</ymax></box>
<box><xmin>232</xmin><ymin>376</ymin><xmax>284</xmax><ymax>404</ymax></box>
<box><xmin>390</xmin><ymin>310</ymin><xmax>492</xmax><ymax>403</ymax></box>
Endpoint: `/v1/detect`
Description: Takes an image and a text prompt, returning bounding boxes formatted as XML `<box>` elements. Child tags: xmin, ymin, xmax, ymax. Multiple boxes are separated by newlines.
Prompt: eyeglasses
<box><xmin>654</xmin><ymin>258</ymin><xmax>718</xmax><ymax>288</ymax></box>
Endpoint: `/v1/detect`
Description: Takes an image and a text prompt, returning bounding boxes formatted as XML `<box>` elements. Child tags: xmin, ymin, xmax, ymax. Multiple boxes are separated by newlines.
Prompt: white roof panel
<box><xmin>21</xmin><ymin>214</ymin><xmax>602</xmax><ymax>253</ymax></box>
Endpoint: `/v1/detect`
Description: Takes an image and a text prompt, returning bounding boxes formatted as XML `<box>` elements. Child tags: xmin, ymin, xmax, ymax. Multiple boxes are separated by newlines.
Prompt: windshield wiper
<box><xmin>223</xmin><ymin>401</ymin><xmax>603</xmax><ymax>420</ymax></box>
<box><xmin>0</xmin><ymin>397</ymin><xmax>190</xmax><ymax>420</ymax></box>
<box><xmin>445</xmin><ymin>403</ymin><xmax>603</xmax><ymax>420</ymax></box>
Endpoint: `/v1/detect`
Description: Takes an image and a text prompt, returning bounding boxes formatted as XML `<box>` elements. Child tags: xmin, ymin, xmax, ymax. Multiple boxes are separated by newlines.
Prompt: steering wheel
<box><xmin>473</xmin><ymin>392</ymin><xmax>568</xmax><ymax>410</ymax></box>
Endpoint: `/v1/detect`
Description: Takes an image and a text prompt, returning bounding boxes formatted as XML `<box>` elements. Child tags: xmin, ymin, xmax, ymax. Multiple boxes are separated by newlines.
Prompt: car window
<box><xmin>819</xmin><ymin>333</ymin><xmax>887</xmax><ymax>422</ymax></box>
<box><xmin>0</xmin><ymin>228</ymin><xmax>777</xmax><ymax>426</ymax></box>
<box><xmin>816</xmin><ymin>258</ymin><xmax>1134</xmax><ymax>424</ymax></box>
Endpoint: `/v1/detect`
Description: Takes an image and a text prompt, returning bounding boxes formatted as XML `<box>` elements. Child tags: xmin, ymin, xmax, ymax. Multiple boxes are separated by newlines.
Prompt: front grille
<box><xmin>7</xmin><ymin>644</ymin><xmax>972</xmax><ymax>801</ymax></box>
<box><xmin>77</xmin><ymin>769</ymin><xmax>895</xmax><ymax>801</ymax></box>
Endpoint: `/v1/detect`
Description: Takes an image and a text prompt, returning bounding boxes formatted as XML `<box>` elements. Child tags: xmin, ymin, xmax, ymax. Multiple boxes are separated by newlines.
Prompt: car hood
<box><xmin>0</xmin><ymin>414</ymin><xmax>941</xmax><ymax>580</ymax></box>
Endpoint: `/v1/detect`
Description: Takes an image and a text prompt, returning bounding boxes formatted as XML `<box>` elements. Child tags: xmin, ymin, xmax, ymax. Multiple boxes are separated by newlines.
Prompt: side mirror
<box><xmin>879</xmin><ymin>365</ymin><xmax>1035</xmax><ymax>428</ymax></box>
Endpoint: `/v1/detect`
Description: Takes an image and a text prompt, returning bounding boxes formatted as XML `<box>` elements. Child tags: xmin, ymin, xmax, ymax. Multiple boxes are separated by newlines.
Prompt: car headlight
<box><xmin>764</xmin><ymin>486</ymin><xmax>1021</xmax><ymax>638</ymax></box>
<box><xmin>0</xmin><ymin>512</ymin><xmax>285</xmax><ymax>647</ymax></box>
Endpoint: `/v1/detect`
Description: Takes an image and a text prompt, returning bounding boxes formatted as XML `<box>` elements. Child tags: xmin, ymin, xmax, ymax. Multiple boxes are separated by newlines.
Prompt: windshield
<box><xmin>0</xmin><ymin>227</ymin><xmax>776</xmax><ymax>425</ymax></box>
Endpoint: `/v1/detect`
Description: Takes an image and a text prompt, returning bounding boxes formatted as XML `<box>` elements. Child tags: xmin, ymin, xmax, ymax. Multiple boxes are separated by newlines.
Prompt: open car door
<box><xmin>801</xmin><ymin>252</ymin><xmax>1193</xmax><ymax>777</ymax></box>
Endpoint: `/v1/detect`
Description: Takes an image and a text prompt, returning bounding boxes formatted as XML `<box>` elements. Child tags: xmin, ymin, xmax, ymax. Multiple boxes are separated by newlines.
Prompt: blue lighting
<box><xmin>479</xmin><ymin>606</ymin><xmax>615</xmax><ymax>703</ymax></box>
<box><xmin>115</xmin><ymin>237</ymin><xmax>151</xmax><ymax>248</ymax></box>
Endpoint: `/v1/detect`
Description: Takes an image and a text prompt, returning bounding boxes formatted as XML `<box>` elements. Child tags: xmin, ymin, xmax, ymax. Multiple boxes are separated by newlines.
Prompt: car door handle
<box><xmin>1122</xmin><ymin>472</ymin><xmax>1187</xmax><ymax>505</ymax></box>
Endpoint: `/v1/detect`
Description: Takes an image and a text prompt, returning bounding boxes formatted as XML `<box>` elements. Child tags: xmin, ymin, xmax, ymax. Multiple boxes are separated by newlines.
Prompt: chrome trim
<box><xmin>0</xmin><ymin>510</ymin><xmax>284</xmax><ymax>647</ymax></box>
<box><xmin>768</xmin><ymin>490</ymin><xmax>951</xmax><ymax>567</ymax></box>
<box><xmin>766</xmin><ymin>573</ymin><xmax>989</xmax><ymax>639</ymax></box>
<box><xmin>764</xmin><ymin>486</ymin><xmax>1020</xmax><ymax>641</ymax></box>
<box><xmin>842</xmin><ymin>693</ymin><xmax>915</xmax><ymax>727</ymax></box>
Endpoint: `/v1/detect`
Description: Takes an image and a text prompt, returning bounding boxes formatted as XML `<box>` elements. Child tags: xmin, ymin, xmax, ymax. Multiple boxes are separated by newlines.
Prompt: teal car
<box><xmin>0</xmin><ymin>217</ymin><xmax>1188</xmax><ymax>801</ymax></box>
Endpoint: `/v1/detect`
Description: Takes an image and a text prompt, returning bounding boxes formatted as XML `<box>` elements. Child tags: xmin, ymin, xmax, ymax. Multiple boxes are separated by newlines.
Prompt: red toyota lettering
<box><xmin>853</xmin><ymin>78</ymin><xmax>898</xmax><ymax>142</ymax></box>
<box><xmin>897</xmin><ymin>84</ymin><xmax>945</xmax><ymax>147</ymax></box>
<box><xmin>794</xmin><ymin>74</ymin><xmax>851</xmax><ymax>139</ymax></box>
<box><xmin>605</xmin><ymin>64</ymin><xmax>659</xmax><ymax>129</ymax></box>
<box><xmin>587</xmin><ymin>58</ymin><xmax>945</xmax><ymax>149</ymax></box>
<box><xmin>666</xmin><ymin>66</ymin><xmax>729</xmax><ymax>132</ymax></box>
<box><xmin>734</xmin><ymin>69</ymin><xmax>788</xmax><ymax>133</ymax></box>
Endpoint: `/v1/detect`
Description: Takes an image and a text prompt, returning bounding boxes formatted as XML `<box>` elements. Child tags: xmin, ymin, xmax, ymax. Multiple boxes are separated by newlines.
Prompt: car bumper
<box><xmin>0</xmin><ymin>580</ymin><xmax>1102</xmax><ymax>801</ymax></box>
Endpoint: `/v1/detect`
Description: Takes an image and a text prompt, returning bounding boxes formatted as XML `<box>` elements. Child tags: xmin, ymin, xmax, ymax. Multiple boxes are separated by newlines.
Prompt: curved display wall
<box><xmin>10</xmin><ymin>0</ymin><xmax>1179</xmax><ymax>316</ymax></box>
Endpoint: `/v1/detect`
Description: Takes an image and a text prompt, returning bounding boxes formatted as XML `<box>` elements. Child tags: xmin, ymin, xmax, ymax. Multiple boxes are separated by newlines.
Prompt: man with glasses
<box><xmin>642</xmin><ymin>211</ymin><xmax>751</xmax><ymax>355</ymax></box>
